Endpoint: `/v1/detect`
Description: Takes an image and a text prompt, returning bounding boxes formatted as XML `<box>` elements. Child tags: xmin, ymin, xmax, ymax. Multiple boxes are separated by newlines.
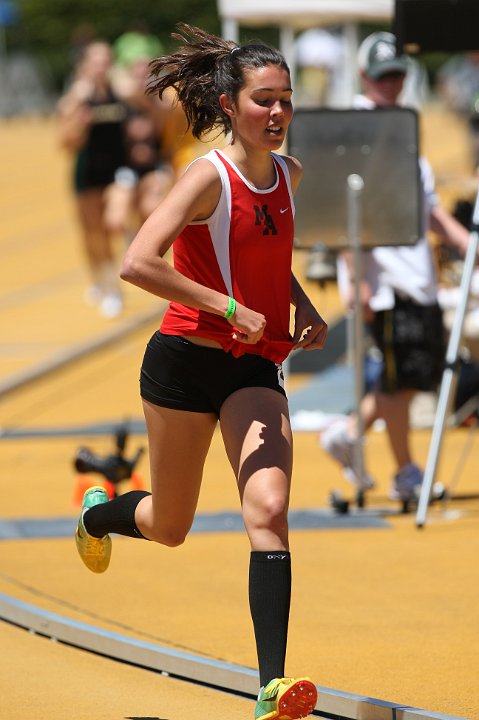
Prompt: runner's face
<box><xmin>229</xmin><ymin>64</ymin><xmax>293</xmax><ymax>150</ymax></box>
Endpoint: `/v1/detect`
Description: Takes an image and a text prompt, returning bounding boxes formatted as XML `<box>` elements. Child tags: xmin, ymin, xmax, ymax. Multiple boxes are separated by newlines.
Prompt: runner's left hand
<box><xmin>292</xmin><ymin>302</ymin><xmax>328</xmax><ymax>350</ymax></box>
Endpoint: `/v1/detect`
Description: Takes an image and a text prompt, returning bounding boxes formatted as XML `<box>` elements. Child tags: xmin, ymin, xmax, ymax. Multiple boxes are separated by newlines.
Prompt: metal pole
<box><xmin>221</xmin><ymin>17</ymin><xmax>239</xmax><ymax>42</ymax></box>
<box><xmin>339</xmin><ymin>23</ymin><xmax>360</xmax><ymax>107</ymax></box>
<box><xmin>347</xmin><ymin>174</ymin><xmax>365</xmax><ymax>501</ymax></box>
<box><xmin>279</xmin><ymin>25</ymin><xmax>296</xmax><ymax>89</ymax></box>
<box><xmin>416</xmin><ymin>189</ymin><xmax>479</xmax><ymax>527</ymax></box>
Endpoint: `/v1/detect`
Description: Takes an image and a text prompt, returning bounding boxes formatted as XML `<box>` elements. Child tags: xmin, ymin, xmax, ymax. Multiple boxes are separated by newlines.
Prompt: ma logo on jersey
<box><xmin>254</xmin><ymin>204</ymin><xmax>278</xmax><ymax>235</ymax></box>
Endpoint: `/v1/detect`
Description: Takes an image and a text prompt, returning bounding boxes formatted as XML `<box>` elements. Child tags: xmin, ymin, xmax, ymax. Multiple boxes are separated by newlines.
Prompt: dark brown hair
<box><xmin>147</xmin><ymin>23</ymin><xmax>289</xmax><ymax>139</ymax></box>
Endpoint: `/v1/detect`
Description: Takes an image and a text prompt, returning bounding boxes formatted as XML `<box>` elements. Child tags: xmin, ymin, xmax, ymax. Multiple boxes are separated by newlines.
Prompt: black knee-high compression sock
<box><xmin>83</xmin><ymin>490</ymin><xmax>151</xmax><ymax>539</ymax></box>
<box><xmin>249</xmin><ymin>551</ymin><xmax>291</xmax><ymax>688</ymax></box>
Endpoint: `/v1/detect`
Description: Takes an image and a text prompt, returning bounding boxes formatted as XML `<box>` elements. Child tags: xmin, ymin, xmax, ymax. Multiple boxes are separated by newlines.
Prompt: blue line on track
<box><xmin>0</xmin><ymin>509</ymin><xmax>389</xmax><ymax>540</ymax></box>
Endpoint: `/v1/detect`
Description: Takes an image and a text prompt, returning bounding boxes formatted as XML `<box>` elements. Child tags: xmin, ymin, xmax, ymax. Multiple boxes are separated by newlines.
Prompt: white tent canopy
<box><xmin>217</xmin><ymin>0</ymin><xmax>393</xmax><ymax>30</ymax></box>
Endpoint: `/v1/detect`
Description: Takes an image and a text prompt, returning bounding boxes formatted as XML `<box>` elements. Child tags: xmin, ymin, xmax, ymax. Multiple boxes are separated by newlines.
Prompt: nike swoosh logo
<box><xmin>280</xmin><ymin>207</ymin><xmax>289</xmax><ymax>213</ymax></box>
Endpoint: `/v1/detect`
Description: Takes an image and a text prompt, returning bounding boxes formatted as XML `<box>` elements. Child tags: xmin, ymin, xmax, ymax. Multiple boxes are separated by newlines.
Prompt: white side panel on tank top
<box><xmin>188</xmin><ymin>150</ymin><xmax>295</xmax><ymax>297</ymax></box>
<box><xmin>194</xmin><ymin>150</ymin><xmax>234</xmax><ymax>297</ymax></box>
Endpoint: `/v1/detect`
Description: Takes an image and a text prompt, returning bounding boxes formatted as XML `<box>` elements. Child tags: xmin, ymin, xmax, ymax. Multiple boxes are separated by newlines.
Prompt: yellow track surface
<box><xmin>1</xmin><ymin>117</ymin><xmax>478</xmax><ymax>720</ymax></box>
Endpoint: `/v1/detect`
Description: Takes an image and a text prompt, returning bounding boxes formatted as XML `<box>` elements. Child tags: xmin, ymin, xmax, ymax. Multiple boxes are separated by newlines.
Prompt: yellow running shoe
<box><xmin>75</xmin><ymin>486</ymin><xmax>111</xmax><ymax>573</ymax></box>
<box><xmin>255</xmin><ymin>677</ymin><xmax>317</xmax><ymax>720</ymax></box>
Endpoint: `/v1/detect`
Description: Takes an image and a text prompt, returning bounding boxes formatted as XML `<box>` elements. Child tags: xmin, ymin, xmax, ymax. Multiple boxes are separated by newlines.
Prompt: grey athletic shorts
<box><xmin>140</xmin><ymin>331</ymin><xmax>286</xmax><ymax>415</ymax></box>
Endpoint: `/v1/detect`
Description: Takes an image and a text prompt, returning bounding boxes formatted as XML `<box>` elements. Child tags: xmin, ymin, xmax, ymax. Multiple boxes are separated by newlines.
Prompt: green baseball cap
<box><xmin>114</xmin><ymin>31</ymin><xmax>163</xmax><ymax>66</ymax></box>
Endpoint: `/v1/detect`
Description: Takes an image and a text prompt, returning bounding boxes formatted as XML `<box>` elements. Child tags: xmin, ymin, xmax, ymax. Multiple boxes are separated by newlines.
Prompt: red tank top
<box><xmin>160</xmin><ymin>149</ymin><xmax>295</xmax><ymax>363</ymax></box>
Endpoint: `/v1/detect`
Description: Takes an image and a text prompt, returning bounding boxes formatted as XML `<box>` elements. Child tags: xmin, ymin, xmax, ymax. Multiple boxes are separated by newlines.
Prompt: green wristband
<box><xmin>224</xmin><ymin>296</ymin><xmax>236</xmax><ymax>319</ymax></box>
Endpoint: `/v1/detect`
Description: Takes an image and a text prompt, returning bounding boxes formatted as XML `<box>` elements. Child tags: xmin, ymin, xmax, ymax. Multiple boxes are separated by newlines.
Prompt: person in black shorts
<box><xmin>74</xmin><ymin>23</ymin><xmax>327</xmax><ymax>720</ymax></box>
<box><xmin>57</xmin><ymin>41</ymin><xmax>127</xmax><ymax>318</ymax></box>
<box><xmin>104</xmin><ymin>46</ymin><xmax>175</xmax><ymax>241</ymax></box>
<box><xmin>320</xmin><ymin>32</ymin><xmax>471</xmax><ymax>504</ymax></box>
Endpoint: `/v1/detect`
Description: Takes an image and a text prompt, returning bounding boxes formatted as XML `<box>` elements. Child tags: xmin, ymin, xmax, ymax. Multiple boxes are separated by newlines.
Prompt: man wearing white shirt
<box><xmin>321</xmin><ymin>32</ymin><xmax>470</xmax><ymax>503</ymax></box>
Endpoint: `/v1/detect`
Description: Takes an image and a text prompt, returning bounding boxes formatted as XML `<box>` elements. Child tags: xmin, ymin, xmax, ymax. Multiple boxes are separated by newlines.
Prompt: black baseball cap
<box><xmin>358</xmin><ymin>32</ymin><xmax>408</xmax><ymax>80</ymax></box>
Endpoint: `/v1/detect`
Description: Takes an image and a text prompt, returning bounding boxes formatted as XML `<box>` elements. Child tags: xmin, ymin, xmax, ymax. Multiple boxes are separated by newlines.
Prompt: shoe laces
<box><xmin>260</xmin><ymin>677</ymin><xmax>290</xmax><ymax>698</ymax></box>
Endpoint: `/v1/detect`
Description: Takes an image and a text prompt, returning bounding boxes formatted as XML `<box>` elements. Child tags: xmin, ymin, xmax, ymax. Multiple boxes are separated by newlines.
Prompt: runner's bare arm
<box><xmin>120</xmin><ymin>158</ymin><xmax>266</xmax><ymax>339</ymax></box>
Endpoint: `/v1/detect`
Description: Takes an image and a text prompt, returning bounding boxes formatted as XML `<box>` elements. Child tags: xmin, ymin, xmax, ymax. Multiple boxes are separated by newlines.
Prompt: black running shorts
<box><xmin>370</xmin><ymin>296</ymin><xmax>446</xmax><ymax>394</ymax></box>
<box><xmin>140</xmin><ymin>331</ymin><xmax>286</xmax><ymax>415</ymax></box>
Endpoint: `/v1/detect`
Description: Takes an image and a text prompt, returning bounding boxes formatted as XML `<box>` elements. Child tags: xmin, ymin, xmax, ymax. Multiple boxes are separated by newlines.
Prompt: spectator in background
<box><xmin>104</xmin><ymin>34</ymin><xmax>175</xmax><ymax>242</ymax></box>
<box><xmin>57</xmin><ymin>41</ymin><xmax>126</xmax><ymax>318</ymax></box>
<box><xmin>320</xmin><ymin>32</ymin><xmax>471</xmax><ymax>504</ymax></box>
<box><xmin>111</xmin><ymin>25</ymin><xmax>164</xmax><ymax>97</ymax></box>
